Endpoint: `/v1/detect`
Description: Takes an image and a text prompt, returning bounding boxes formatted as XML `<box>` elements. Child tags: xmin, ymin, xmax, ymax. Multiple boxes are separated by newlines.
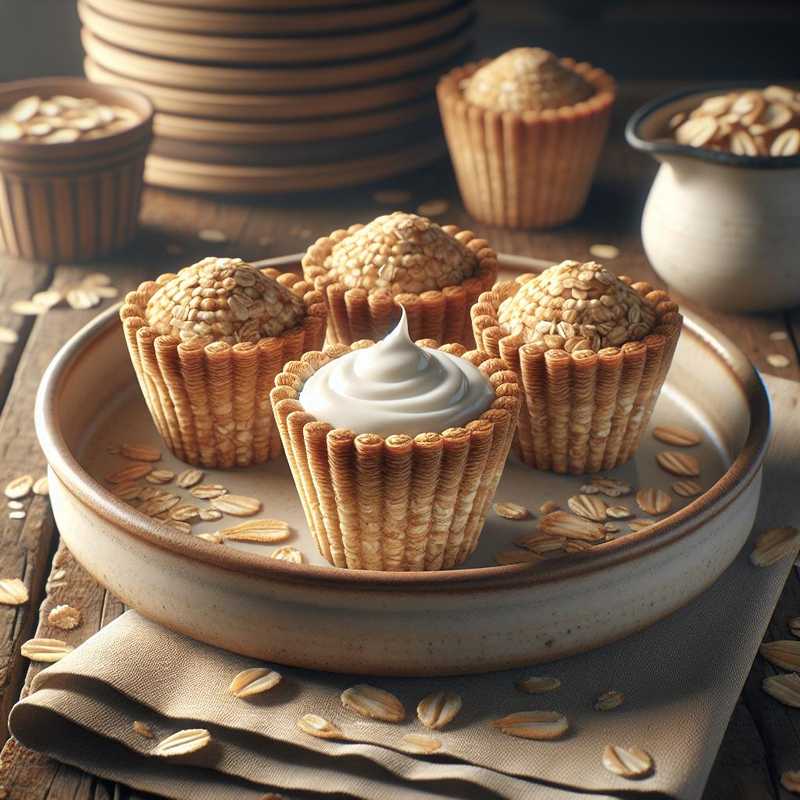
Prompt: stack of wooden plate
<box><xmin>79</xmin><ymin>0</ymin><xmax>475</xmax><ymax>193</ymax></box>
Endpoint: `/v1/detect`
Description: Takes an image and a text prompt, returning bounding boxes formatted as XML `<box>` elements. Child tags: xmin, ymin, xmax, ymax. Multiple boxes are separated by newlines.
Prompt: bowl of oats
<box><xmin>0</xmin><ymin>76</ymin><xmax>153</xmax><ymax>263</ymax></box>
<box><xmin>626</xmin><ymin>84</ymin><xmax>800</xmax><ymax>312</ymax></box>
<box><xmin>34</xmin><ymin>253</ymin><xmax>771</xmax><ymax>675</ymax></box>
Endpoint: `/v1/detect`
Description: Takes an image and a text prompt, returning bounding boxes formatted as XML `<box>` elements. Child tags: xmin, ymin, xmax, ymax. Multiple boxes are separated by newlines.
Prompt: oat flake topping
<box><xmin>498</xmin><ymin>260</ymin><xmax>656</xmax><ymax>351</ymax></box>
<box><xmin>325</xmin><ymin>212</ymin><xmax>477</xmax><ymax>294</ymax></box>
<box><xmin>145</xmin><ymin>257</ymin><xmax>305</xmax><ymax>344</ymax></box>
<box><xmin>464</xmin><ymin>48</ymin><xmax>594</xmax><ymax>113</ymax></box>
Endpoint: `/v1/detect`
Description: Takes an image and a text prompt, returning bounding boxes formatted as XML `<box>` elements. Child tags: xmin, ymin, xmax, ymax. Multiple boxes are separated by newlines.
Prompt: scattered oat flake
<box><xmin>8</xmin><ymin>500</ymin><xmax>24</xmax><ymax>510</ymax></box>
<box><xmin>31</xmin><ymin>290</ymin><xmax>62</xmax><ymax>309</ymax></box>
<box><xmin>141</xmin><ymin>494</ymin><xmax>180</xmax><ymax>517</ymax></box>
<box><xmin>750</xmin><ymin>527</ymin><xmax>800</xmax><ymax>567</ymax></box>
<box><xmin>401</xmin><ymin>733</ymin><xmax>442</xmax><ymax>754</ymax></box>
<box><xmin>228</xmin><ymin>667</ymin><xmax>282</xmax><ymax>698</ymax></box>
<box><xmin>516</xmin><ymin>676</ymin><xmax>561</xmax><ymax>694</ymax></box>
<box><xmin>170</xmin><ymin>520</ymin><xmax>192</xmax><ymax>534</ymax></box>
<box><xmin>154</xmin><ymin>728</ymin><xmax>211</xmax><ymax>757</ymax></box>
<box><xmin>589</xmin><ymin>243</ymin><xmax>620</xmax><ymax>260</ymax></box>
<box><xmin>636</xmin><ymin>487</ymin><xmax>672</xmax><ymax>516</ymax></box>
<box><xmin>491</xmin><ymin>710</ymin><xmax>568</xmax><ymax>740</ymax></box>
<box><xmin>606</xmin><ymin>505</ymin><xmax>632</xmax><ymax>520</ymax></box>
<box><xmin>539</xmin><ymin>500</ymin><xmax>560</xmax><ymax>514</ymax></box>
<box><xmin>588</xmin><ymin>477</ymin><xmax>632</xmax><ymax>497</ymax></box>
<box><xmin>297</xmin><ymin>714</ymin><xmax>344</xmax><ymax>740</ymax></box>
<box><xmin>66</xmin><ymin>288</ymin><xmax>100</xmax><ymax>310</ymax></box>
<box><xmin>198</xmin><ymin>229</ymin><xmax>228</xmax><ymax>243</ymax></box>
<box><xmin>417</xmin><ymin>690</ymin><xmax>462</xmax><ymax>729</ymax></box>
<box><xmin>602</xmin><ymin>744</ymin><xmax>653</xmax><ymax>778</ymax></box>
<box><xmin>133</xmin><ymin>720</ymin><xmax>154</xmax><ymax>738</ymax></box>
<box><xmin>199</xmin><ymin>508</ymin><xmax>223</xmax><ymax>522</ymax></box>
<box><xmin>0</xmin><ymin>578</ymin><xmax>28</xmax><ymax>605</ymax></box>
<box><xmin>672</xmin><ymin>479</ymin><xmax>703</xmax><ymax>498</ymax></box>
<box><xmin>106</xmin><ymin>463</ymin><xmax>152</xmax><ymax>483</ymax></box>
<box><xmin>48</xmin><ymin>604</ymin><xmax>82</xmax><ymax>630</ymax></box>
<box><xmin>171</xmin><ymin>504</ymin><xmax>199</xmax><ymax>522</ymax></box>
<box><xmin>760</xmin><ymin>640</ymin><xmax>800</xmax><ymax>671</ymax></box>
<box><xmin>656</xmin><ymin>450</ymin><xmax>700</xmax><ymax>477</ymax></box>
<box><xmin>514</xmin><ymin>533</ymin><xmax>566</xmax><ymax>555</ymax></box>
<box><xmin>211</xmin><ymin>494</ymin><xmax>263</xmax><ymax>517</ymax></box>
<box><xmin>628</xmin><ymin>518</ymin><xmax>654</xmax><ymax>532</ymax></box>
<box><xmin>568</xmin><ymin>494</ymin><xmax>607</xmax><ymax>522</ymax></box>
<box><xmin>494</xmin><ymin>501</ymin><xmax>529</xmax><ymax>520</ymax></box>
<box><xmin>782</xmin><ymin>770</ymin><xmax>800</xmax><ymax>793</ymax></box>
<box><xmin>271</xmin><ymin>545</ymin><xmax>304</xmax><ymax>563</ymax></box>
<box><xmin>496</xmin><ymin>548</ymin><xmax>543</xmax><ymax>565</ymax></box>
<box><xmin>653</xmin><ymin>425</ymin><xmax>701</xmax><ymax>447</ymax></box>
<box><xmin>146</xmin><ymin>469</ymin><xmax>175</xmax><ymax>484</ymax></box>
<box><xmin>767</xmin><ymin>353</ymin><xmax>790</xmax><ymax>368</ymax></box>
<box><xmin>594</xmin><ymin>690</ymin><xmax>624</xmax><ymax>711</ymax></box>
<box><xmin>416</xmin><ymin>199</ymin><xmax>449</xmax><ymax>217</ymax></box>
<box><xmin>10</xmin><ymin>300</ymin><xmax>47</xmax><ymax>315</ymax></box>
<box><xmin>789</xmin><ymin>616</ymin><xmax>800</xmax><ymax>638</ymax></box>
<box><xmin>177</xmin><ymin>468</ymin><xmax>204</xmax><ymax>488</ymax></box>
<box><xmin>191</xmin><ymin>484</ymin><xmax>227</xmax><ymax>499</ymax></box>
<box><xmin>120</xmin><ymin>443</ymin><xmax>161</xmax><ymax>462</ymax></box>
<box><xmin>196</xmin><ymin>531</ymin><xmax>223</xmax><ymax>544</ymax></box>
<box><xmin>762</xmin><ymin>672</ymin><xmax>800</xmax><ymax>708</ymax></box>
<box><xmin>539</xmin><ymin>511</ymin><xmax>605</xmax><ymax>541</ymax></box>
<box><xmin>81</xmin><ymin>272</ymin><xmax>111</xmax><ymax>287</ymax></box>
<box><xmin>5</xmin><ymin>475</ymin><xmax>33</xmax><ymax>499</ymax></box>
<box><xmin>0</xmin><ymin>326</ymin><xmax>18</xmax><ymax>344</ymax></box>
<box><xmin>21</xmin><ymin>637</ymin><xmax>73</xmax><ymax>662</ymax></box>
<box><xmin>373</xmin><ymin>189</ymin><xmax>412</xmax><ymax>205</ymax></box>
<box><xmin>220</xmin><ymin>518</ymin><xmax>289</xmax><ymax>543</ymax></box>
<box><xmin>341</xmin><ymin>684</ymin><xmax>405</xmax><ymax>722</ymax></box>
<box><xmin>8</xmin><ymin>510</ymin><xmax>25</xmax><ymax>520</ymax></box>
<box><xmin>32</xmin><ymin>476</ymin><xmax>49</xmax><ymax>496</ymax></box>
<box><xmin>769</xmin><ymin>330</ymin><xmax>789</xmax><ymax>341</ymax></box>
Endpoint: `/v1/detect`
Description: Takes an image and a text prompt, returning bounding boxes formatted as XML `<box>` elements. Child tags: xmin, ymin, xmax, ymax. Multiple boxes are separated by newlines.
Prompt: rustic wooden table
<box><xmin>0</xmin><ymin>81</ymin><xmax>797</xmax><ymax>800</ymax></box>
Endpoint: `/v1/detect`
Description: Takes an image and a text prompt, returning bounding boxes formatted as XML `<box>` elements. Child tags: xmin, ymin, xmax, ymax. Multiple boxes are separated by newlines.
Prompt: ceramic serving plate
<box><xmin>35</xmin><ymin>255</ymin><xmax>771</xmax><ymax>676</ymax></box>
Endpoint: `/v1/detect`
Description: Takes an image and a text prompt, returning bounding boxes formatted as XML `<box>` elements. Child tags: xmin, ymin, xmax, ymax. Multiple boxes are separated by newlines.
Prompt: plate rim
<box><xmin>35</xmin><ymin>253</ymin><xmax>772</xmax><ymax>593</ymax></box>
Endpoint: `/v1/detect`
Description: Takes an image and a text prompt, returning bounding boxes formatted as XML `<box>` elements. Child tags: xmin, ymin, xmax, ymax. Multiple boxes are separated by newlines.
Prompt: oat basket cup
<box><xmin>472</xmin><ymin>260</ymin><xmax>682</xmax><ymax>474</ymax></box>
<box><xmin>269</xmin><ymin>335</ymin><xmax>521</xmax><ymax>571</ymax></box>
<box><xmin>437</xmin><ymin>48</ymin><xmax>616</xmax><ymax>229</ymax></box>
<box><xmin>302</xmin><ymin>211</ymin><xmax>497</xmax><ymax>347</ymax></box>
<box><xmin>120</xmin><ymin>257</ymin><xmax>327</xmax><ymax>468</ymax></box>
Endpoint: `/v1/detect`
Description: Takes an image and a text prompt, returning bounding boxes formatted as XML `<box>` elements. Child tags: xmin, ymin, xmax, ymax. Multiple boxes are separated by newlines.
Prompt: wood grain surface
<box><xmin>0</xmin><ymin>80</ymin><xmax>797</xmax><ymax>800</ymax></box>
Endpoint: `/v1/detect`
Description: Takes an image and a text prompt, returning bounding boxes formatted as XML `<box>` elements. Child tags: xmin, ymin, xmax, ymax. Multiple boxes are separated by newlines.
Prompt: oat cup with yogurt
<box><xmin>472</xmin><ymin>260</ymin><xmax>682</xmax><ymax>475</ymax></box>
<box><xmin>120</xmin><ymin>257</ymin><xmax>327</xmax><ymax>469</ymax></box>
<box><xmin>270</xmin><ymin>311</ymin><xmax>521</xmax><ymax>571</ymax></box>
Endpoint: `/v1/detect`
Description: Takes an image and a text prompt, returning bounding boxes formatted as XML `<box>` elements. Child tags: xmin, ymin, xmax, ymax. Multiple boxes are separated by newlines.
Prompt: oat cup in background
<box><xmin>437</xmin><ymin>48</ymin><xmax>615</xmax><ymax>229</ymax></box>
<box><xmin>120</xmin><ymin>258</ymin><xmax>327</xmax><ymax>469</ymax></box>
<box><xmin>302</xmin><ymin>211</ymin><xmax>497</xmax><ymax>347</ymax></box>
<box><xmin>472</xmin><ymin>260</ymin><xmax>682</xmax><ymax>474</ymax></box>
<box><xmin>0</xmin><ymin>77</ymin><xmax>153</xmax><ymax>262</ymax></box>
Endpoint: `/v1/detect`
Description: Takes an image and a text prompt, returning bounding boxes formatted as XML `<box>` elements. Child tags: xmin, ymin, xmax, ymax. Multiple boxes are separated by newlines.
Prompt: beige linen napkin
<box><xmin>10</xmin><ymin>375</ymin><xmax>800</xmax><ymax>800</ymax></box>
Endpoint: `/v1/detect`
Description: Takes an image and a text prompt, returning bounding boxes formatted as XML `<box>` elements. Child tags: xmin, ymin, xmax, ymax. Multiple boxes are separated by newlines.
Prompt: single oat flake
<box><xmin>48</xmin><ymin>604</ymin><xmax>82</xmax><ymax>630</ymax></box>
<box><xmin>271</xmin><ymin>546</ymin><xmax>304</xmax><ymax>563</ymax></box>
<box><xmin>656</xmin><ymin>450</ymin><xmax>700</xmax><ymax>477</ymax></box>
<box><xmin>494</xmin><ymin>501</ymin><xmax>530</xmax><ymax>520</ymax></box>
<box><xmin>105</xmin><ymin>463</ymin><xmax>152</xmax><ymax>484</ymax></box>
<box><xmin>153</xmin><ymin>728</ymin><xmax>211</xmax><ymax>757</ymax></box>
<box><xmin>759</xmin><ymin>640</ymin><xmax>800</xmax><ymax>671</ymax></box>
<box><xmin>177</xmin><ymin>468</ymin><xmax>204</xmax><ymax>489</ymax></box>
<box><xmin>652</xmin><ymin>425</ymin><xmax>701</xmax><ymax>447</ymax></box>
<box><xmin>594</xmin><ymin>690</ymin><xmax>624</xmax><ymax>711</ymax></box>
<box><xmin>220</xmin><ymin>519</ymin><xmax>289</xmax><ymax>543</ymax></box>
<box><xmin>750</xmin><ymin>527</ymin><xmax>800</xmax><ymax>567</ymax></box>
<box><xmin>210</xmin><ymin>494</ymin><xmax>262</xmax><ymax>517</ymax></box>
<box><xmin>401</xmin><ymin>733</ymin><xmax>442</xmax><ymax>754</ymax></box>
<box><xmin>762</xmin><ymin>672</ymin><xmax>800</xmax><ymax>708</ymax></box>
<box><xmin>5</xmin><ymin>474</ymin><xmax>33</xmax><ymax>500</ymax></box>
<box><xmin>539</xmin><ymin>500</ymin><xmax>560</xmax><ymax>514</ymax></box>
<box><xmin>0</xmin><ymin>326</ymin><xmax>18</xmax><ymax>344</ymax></box>
<box><xmin>588</xmin><ymin>477</ymin><xmax>632</xmax><ymax>497</ymax></box>
<box><xmin>0</xmin><ymin>578</ymin><xmax>28</xmax><ymax>605</ymax></box>
<box><xmin>589</xmin><ymin>243</ymin><xmax>619</xmax><ymax>260</ymax></box>
<box><xmin>606</xmin><ymin>505</ymin><xmax>633</xmax><ymax>520</ymax></box>
<box><xmin>146</xmin><ymin>469</ymin><xmax>176</xmax><ymax>485</ymax></box>
<box><xmin>341</xmin><ymin>684</ymin><xmax>405</xmax><ymax>722</ymax></box>
<box><xmin>636</xmin><ymin>487</ymin><xmax>672</xmax><ymax>516</ymax></box>
<box><xmin>228</xmin><ymin>667</ymin><xmax>282</xmax><ymax>698</ymax></box>
<box><xmin>120</xmin><ymin>443</ymin><xmax>161</xmax><ymax>462</ymax></box>
<box><xmin>21</xmin><ymin>637</ymin><xmax>73</xmax><ymax>662</ymax></box>
<box><xmin>417</xmin><ymin>690</ymin><xmax>462</xmax><ymax>729</ymax></box>
<box><xmin>767</xmin><ymin>353</ymin><xmax>790</xmax><ymax>369</ymax></box>
<box><xmin>197</xmin><ymin>229</ymin><xmax>228</xmax><ymax>243</ymax></box>
<box><xmin>198</xmin><ymin>508</ymin><xmax>223</xmax><ymax>522</ymax></box>
<box><xmin>516</xmin><ymin>676</ymin><xmax>561</xmax><ymax>694</ymax></box>
<box><xmin>672</xmin><ymin>480</ymin><xmax>703</xmax><ymax>498</ymax></box>
<box><xmin>32</xmin><ymin>476</ymin><xmax>49</xmax><ymax>496</ymax></box>
<box><xmin>567</xmin><ymin>494</ymin><xmax>607</xmax><ymax>522</ymax></box>
<box><xmin>297</xmin><ymin>714</ymin><xmax>344</xmax><ymax>740</ymax></box>
<box><xmin>191</xmin><ymin>484</ymin><xmax>227</xmax><ymax>499</ymax></box>
<box><xmin>602</xmin><ymin>744</ymin><xmax>654</xmax><ymax>778</ymax></box>
<box><xmin>539</xmin><ymin>511</ymin><xmax>604</xmax><ymax>541</ymax></box>
<box><xmin>491</xmin><ymin>710</ymin><xmax>569</xmax><ymax>740</ymax></box>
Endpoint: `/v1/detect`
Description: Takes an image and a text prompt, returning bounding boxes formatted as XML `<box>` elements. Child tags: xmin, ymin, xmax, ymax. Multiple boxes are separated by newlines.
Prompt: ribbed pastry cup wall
<box><xmin>270</xmin><ymin>342</ymin><xmax>520</xmax><ymax>571</ymax></box>
<box><xmin>119</xmin><ymin>268</ymin><xmax>327</xmax><ymax>468</ymax></box>
<box><xmin>472</xmin><ymin>276</ymin><xmax>682</xmax><ymax>474</ymax></box>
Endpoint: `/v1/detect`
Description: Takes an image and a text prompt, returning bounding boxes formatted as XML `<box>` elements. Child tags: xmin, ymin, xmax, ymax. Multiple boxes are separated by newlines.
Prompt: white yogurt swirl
<box><xmin>299</xmin><ymin>311</ymin><xmax>494</xmax><ymax>437</ymax></box>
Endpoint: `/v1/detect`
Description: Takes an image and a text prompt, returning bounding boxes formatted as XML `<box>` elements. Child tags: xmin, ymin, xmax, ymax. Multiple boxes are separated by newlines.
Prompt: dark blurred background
<box><xmin>2</xmin><ymin>0</ymin><xmax>798</xmax><ymax>82</ymax></box>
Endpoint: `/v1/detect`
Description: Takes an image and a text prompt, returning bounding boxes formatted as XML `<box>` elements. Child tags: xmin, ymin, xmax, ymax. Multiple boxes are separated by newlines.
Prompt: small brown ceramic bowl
<box><xmin>0</xmin><ymin>77</ymin><xmax>153</xmax><ymax>263</ymax></box>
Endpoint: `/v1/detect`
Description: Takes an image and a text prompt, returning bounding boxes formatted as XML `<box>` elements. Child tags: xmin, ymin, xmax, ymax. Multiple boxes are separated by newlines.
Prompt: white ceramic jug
<box><xmin>626</xmin><ymin>87</ymin><xmax>800</xmax><ymax>312</ymax></box>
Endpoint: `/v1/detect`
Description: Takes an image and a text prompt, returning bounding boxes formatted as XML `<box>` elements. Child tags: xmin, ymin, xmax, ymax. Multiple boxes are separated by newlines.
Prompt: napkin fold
<box><xmin>10</xmin><ymin>375</ymin><xmax>800</xmax><ymax>800</ymax></box>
